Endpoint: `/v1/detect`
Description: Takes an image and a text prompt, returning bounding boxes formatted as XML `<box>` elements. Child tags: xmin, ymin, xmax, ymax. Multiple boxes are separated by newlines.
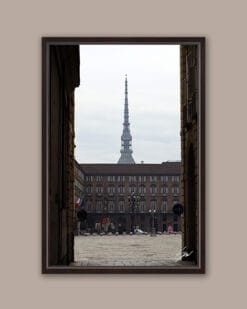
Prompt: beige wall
<box><xmin>0</xmin><ymin>0</ymin><xmax>246</xmax><ymax>308</ymax></box>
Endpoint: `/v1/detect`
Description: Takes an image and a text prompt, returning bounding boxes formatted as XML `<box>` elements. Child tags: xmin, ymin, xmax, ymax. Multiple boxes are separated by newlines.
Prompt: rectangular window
<box><xmin>96</xmin><ymin>176</ymin><xmax>103</xmax><ymax>182</ymax></box>
<box><xmin>80</xmin><ymin>171</ymin><xmax>84</xmax><ymax>180</ymax></box>
<box><xmin>119</xmin><ymin>201</ymin><xmax>125</xmax><ymax>212</ymax></box>
<box><xmin>150</xmin><ymin>176</ymin><xmax>157</xmax><ymax>182</ymax></box>
<box><xmin>161</xmin><ymin>175</ymin><xmax>168</xmax><ymax>182</ymax></box>
<box><xmin>96</xmin><ymin>186</ymin><xmax>103</xmax><ymax>194</ymax></box>
<box><xmin>129</xmin><ymin>176</ymin><xmax>136</xmax><ymax>182</ymax></box>
<box><xmin>172</xmin><ymin>176</ymin><xmax>180</xmax><ymax>182</ymax></box>
<box><xmin>107</xmin><ymin>176</ymin><xmax>115</xmax><ymax>182</ymax></box>
<box><xmin>129</xmin><ymin>186</ymin><xmax>136</xmax><ymax>193</ymax></box>
<box><xmin>108</xmin><ymin>201</ymin><xmax>114</xmax><ymax>212</ymax></box>
<box><xmin>161</xmin><ymin>201</ymin><xmax>167</xmax><ymax>213</ymax></box>
<box><xmin>140</xmin><ymin>201</ymin><xmax>145</xmax><ymax>212</ymax></box>
<box><xmin>118</xmin><ymin>186</ymin><xmax>125</xmax><ymax>194</ymax></box>
<box><xmin>161</xmin><ymin>186</ymin><xmax>168</xmax><ymax>194</ymax></box>
<box><xmin>118</xmin><ymin>176</ymin><xmax>125</xmax><ymax>182</ymax></box>
<box><xmin>86</xmin><ymin>175</ymin><xmax>93</xmax><ymax>182</ymax></box>
<box><xmin>108</xmin><ymin>186</ymin><xmax>115</xmax><ymax>194</ymax></box>
<box><xmin>86</xmin><ymin>202</ymin><xmax>92</xmax><ymax>212</ymax></box>
<box><xmin>96</xmin><ymin>201</ymin><xmax>102</xmax><ymax>212</ymax></box>
<box><xmin>150</xmin><ymin>201</ymin><xmax>156</xmax><ymax>210</ymax></box>
<box><xmin>86</xmin><ymin>186</ymin><xmax>92</xmax><ymax>194</ymax></box>
<box><xmin>139</xmin><ymin>185</ymin><xmax>146</xmax><ymax>194</ymax></box>
<box><xmin>139</xmin><ymin>176</ymin><xmax>146</xmax><ymax>182</ymax></box>
<box><xmin>172</xmin><ymin>187</ymin><xmax>179</xmax><ymax>195</ymax></box>
<box><xmin>150</xmin><ymin>185</ymin><xmax>157</xmax><ymax>194</ymax></box>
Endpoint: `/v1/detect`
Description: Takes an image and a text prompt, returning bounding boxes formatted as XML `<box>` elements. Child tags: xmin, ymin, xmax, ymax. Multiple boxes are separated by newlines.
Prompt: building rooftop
<box><xmin>80</xmin><ymin>162</ymin><xmax>181</xmax><ymax>176</ymax></box>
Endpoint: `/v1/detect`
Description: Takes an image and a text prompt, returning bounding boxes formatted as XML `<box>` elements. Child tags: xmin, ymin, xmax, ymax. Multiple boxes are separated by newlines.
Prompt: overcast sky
<box><xmin>75</xmin><ymin>45</ymin><xmax>181</xmax><ymax>164</ymax></box>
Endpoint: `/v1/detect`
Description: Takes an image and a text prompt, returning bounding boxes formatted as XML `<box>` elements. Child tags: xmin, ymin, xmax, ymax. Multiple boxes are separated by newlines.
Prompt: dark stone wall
<box><xmin>180</xmin><ymin>45</ymin><xmax>199</xmax><ymax>262</ymax></box>
<box><xmin>49</xmin><ymin>46</ymin><xmax>79</xmax><ymax>265</ymax></box>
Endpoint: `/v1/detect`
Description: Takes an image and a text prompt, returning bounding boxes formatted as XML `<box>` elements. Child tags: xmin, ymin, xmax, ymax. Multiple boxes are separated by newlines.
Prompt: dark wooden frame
<box><xmin>42</xmin><ymin>37</ymin><xmax>205</xmax><ymax>274</ymax></box>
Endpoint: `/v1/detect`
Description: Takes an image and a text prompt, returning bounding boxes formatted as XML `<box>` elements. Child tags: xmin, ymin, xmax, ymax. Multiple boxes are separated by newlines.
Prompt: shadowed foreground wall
<box><xmin>180</xmin><ymin>45</ymin><xmax>199</xmax><ymax>263</ymax></box>
<box><xmin>48</xmin><ymin>46</ymin><xmax>80</xmax><ymax>265</ymax></box>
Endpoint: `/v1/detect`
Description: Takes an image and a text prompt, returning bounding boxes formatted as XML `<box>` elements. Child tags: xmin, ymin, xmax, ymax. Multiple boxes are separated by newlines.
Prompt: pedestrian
<box><xmin>168</xmin><ymin>225</ymin><xmax>173</xmax><ymax>234</ymax></box>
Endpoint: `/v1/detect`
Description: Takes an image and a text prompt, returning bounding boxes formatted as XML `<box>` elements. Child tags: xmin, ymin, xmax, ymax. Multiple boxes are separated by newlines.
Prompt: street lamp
<box><xmin>103</xmin><ymin>196</ymin><xmax>108</xmax><ymax>214</ymax></box>
<box><xmin>129</xmin><ymin>191</ymin><xmax>139</xmax><ymax>233</ymax></box>
<box><xmin>101</xmin><ymin>196</ymin><xmax>108</xmax><ymax>233</ymax></box>
<box><xmin>149</xmin><ymin>207</ymin><xmax>156</xmax><ymax>237</ymax></box>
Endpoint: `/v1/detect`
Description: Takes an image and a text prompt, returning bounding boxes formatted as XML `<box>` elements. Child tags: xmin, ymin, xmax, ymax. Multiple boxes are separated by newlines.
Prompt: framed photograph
<box><xmin>42</xmin><ymin>37</ymin><xmax>205</xmax><ymax>274</ymax></box>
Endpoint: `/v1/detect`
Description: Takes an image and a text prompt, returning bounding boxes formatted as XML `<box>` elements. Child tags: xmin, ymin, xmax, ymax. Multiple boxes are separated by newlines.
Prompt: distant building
<box><xmin>80</xmin><ymin>162</ymin><xmax>181</xmax><ymax>233</ymax></box>
<box><xmin>74</xmin><ymin>160</ymin><xmax>85</xmax><ymax>203</ymax></box>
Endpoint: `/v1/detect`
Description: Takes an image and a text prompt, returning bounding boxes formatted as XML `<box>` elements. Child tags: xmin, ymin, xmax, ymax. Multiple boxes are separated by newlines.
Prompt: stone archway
<box><xmin>44</xmin><ymin>44</ymin><xmax>80</xmax><ymax>267</ymax></box>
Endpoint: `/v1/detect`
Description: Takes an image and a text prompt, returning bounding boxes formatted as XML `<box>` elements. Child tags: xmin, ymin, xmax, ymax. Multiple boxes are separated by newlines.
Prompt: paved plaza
<box><xmin>73</xmin><ymin>234</ymin><xmax>185</xmax><ymax>267</ymax></box>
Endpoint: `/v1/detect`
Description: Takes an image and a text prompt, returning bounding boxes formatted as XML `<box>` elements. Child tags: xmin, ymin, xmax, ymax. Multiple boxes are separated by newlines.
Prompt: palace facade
<box><xmin>80</xmin><ymin>162</ymin><xmax>181</xmax><ymax>233</ymax></box>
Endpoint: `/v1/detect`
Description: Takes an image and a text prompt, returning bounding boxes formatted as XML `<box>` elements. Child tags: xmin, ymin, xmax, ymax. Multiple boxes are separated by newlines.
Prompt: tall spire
<box><xmin>117</xmin><ymin>75</ymin><xmax>135</xmax><ymax>164</ymax></box>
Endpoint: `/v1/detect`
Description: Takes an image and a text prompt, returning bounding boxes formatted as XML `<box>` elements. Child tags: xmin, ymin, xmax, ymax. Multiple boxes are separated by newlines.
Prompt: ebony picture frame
<box><xmin>42</xmin><ymin>37</ymin><xmax>205</xmax><ymax>274</ymax></box>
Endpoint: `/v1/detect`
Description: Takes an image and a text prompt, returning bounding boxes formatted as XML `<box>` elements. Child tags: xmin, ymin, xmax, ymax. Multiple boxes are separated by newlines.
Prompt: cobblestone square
<box><xmin>73</xmin><ymin>234</ymin><xmax>184</xmax><ymax>267</ymax></box>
